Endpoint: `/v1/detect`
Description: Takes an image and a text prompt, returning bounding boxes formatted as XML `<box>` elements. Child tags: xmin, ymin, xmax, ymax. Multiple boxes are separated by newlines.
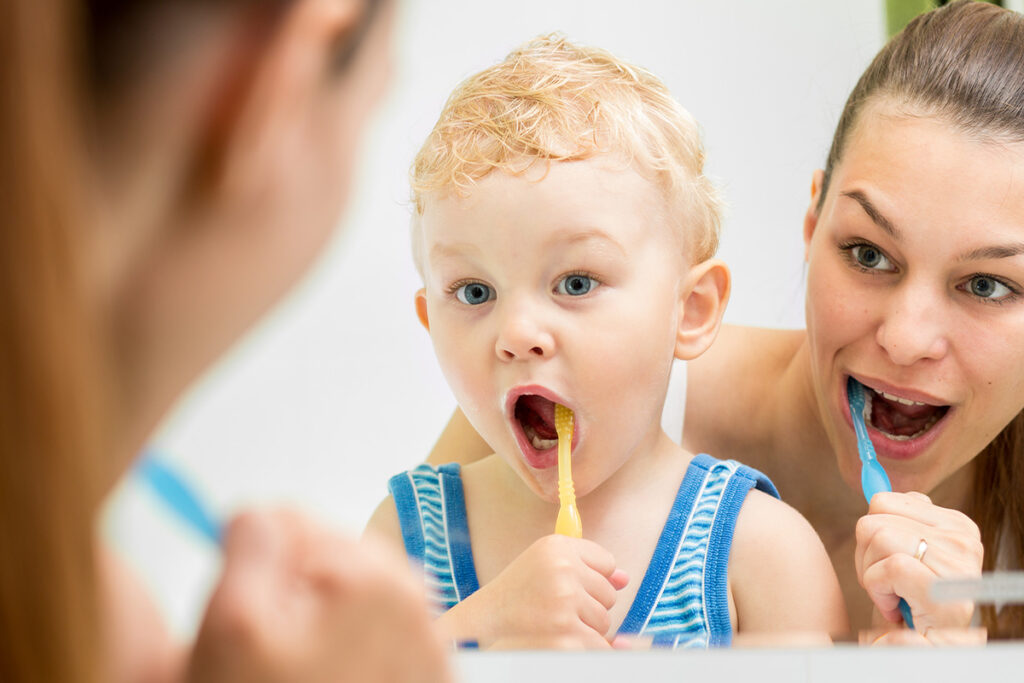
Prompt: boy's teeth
<box><xmin>879</xmin><ymin>390</ymin><xmax>926</xmax><ymax>407</ymax></box>
<box><xmin>523</xmin><ymin>423</ymin><xmax>558</xmax><ymax>450</ymax></box>
<box><xmin>530</xmin><ymin>434</ymin><xmax>558</xmax><ymax>450</ymax></box>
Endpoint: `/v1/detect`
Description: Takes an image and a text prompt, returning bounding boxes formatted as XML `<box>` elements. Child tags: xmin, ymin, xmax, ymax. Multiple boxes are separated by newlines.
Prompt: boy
<box><xmin>367</xmin><ymin>35</ymin><xmax>847</xmax><ymax>649</ymax></box>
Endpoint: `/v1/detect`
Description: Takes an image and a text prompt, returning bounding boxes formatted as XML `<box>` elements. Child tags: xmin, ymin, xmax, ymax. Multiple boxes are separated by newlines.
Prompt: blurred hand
<box><xmin>188</xmin><ymin>509</ymin><xmax>452</xmax><ymax>683</ymax></box>
<box><xmin>439</xmin><ymin>534</ymin><xmax>628</xmax><ymax>650</ymax></box>
<box><xmin>855</xmin><ymin>491</ymin><xmax>983</xmax><ymax>634</ymax></box>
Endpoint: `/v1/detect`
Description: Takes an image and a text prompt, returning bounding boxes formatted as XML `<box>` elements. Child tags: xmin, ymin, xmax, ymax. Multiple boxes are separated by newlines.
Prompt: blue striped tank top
<box><xmin>387</xmin><ymin>453</ymin><xmax>778</xmax><ymax>648</ymax></box>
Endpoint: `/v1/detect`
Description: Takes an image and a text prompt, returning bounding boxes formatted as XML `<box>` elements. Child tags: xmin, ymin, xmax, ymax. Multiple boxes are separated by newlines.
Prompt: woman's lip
<box><xmin>848</xmin><ymin>373</ymin><xmax>951</xmax><ymax>407</ymax></box>
<box><xmin>842</xmin><ymin>374</ymin><xmax>954</xmax><ymax>462</ymax></box>
<box><xmin>505</xmin><ymin>384</ymin><xmax>580</xmax><ymax>469</ymax></box>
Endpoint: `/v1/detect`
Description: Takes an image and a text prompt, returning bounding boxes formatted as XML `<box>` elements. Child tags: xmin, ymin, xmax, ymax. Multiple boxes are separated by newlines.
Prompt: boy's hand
<box><xmin>188</xmin><ymin>509</ymin><xmax>452</xmax><ymax>683</ymax></box>
<box><xmin>855</xmin><ymin>491</ymin><xmax>983</xmax><ymax>633</ymax></box>
<box><xmin>439</xmin><ymin>534</ymin><xmax>628</xmax><ymax>649</ymax></box>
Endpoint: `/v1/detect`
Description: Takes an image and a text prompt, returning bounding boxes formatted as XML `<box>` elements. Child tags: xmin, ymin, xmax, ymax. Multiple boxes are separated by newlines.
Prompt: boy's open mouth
<box><xmin>860</xmin><ymin>385</ymin><xmax>950</xmax><ymax>441</ymax></box>
<box><xmin>514</xmin><ymin>394</ymin><xmax>559</xmax><ymax>451</ymax></box>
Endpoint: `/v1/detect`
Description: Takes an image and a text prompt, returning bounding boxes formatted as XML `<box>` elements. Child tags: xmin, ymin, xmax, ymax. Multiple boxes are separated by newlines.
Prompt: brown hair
<box><xmin>819</xmin><ymin>0</ymin><xmax>1024</xmax><ymax>638</ymax></box>
<box><xmin>1</xmin><ymin>1</ymin><xmax>108</xmax><ymax>680</ymax></box>
<box><xmin>1</xmin><ymin>1</ymin><xmax>385</xmax><ymax>680</ymax></box>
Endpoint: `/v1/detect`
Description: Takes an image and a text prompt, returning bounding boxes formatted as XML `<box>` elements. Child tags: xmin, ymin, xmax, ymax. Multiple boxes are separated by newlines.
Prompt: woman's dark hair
<box><xmin>0</xmin><ymin>1</ymin><xmax>383</xmax><ymax>680</ymax></box>
<box><xmin>820</xmin><ymin>0</ymin><xmax>1024</xmax><ymax>638</ymax></box>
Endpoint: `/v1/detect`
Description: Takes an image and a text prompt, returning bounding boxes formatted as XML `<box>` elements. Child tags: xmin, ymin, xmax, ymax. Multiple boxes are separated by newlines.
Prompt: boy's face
<box><xmin>418</xmin><ymin>158</ymin><xmax>689</xmax><ymax>502</ymax></box>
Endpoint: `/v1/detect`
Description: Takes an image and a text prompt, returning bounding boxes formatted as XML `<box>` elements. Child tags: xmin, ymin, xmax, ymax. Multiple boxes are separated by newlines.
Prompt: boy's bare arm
<box><xmin>365</xmin><ymin>500</ymin><xmax>627</xmax><ymax>649</ymax></box>
<box><xmin>426</xmin><ymin>408</ymin><xmax>491</xmax><ymax>467</ymax></box>
<box><xmin>728</xmin><ymin>491</ymin><xmax>849</xmax><ymax>643</ymax></box>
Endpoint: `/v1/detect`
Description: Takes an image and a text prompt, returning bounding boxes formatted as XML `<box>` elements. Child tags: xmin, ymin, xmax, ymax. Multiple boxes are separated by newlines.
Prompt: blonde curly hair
<box><xmin>410</xmin><ymin>34</ymin><xmax>722</xmax><ymax>265</ymax></box>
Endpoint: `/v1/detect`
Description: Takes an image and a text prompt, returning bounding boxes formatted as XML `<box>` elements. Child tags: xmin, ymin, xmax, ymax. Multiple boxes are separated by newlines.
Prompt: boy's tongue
<box><xmin>869</xmin><ymin>391</ymin><xmax>942</xmax><ymax>437</ymax></box>
<box><xmin>515</xmin><ymin>395</ymin><xmax>558</xmax><ymax>440</ymax></box>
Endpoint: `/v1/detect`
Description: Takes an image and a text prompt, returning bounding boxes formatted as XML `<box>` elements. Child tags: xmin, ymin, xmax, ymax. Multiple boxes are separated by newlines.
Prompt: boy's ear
<box><xmin>674</xmin><ymin>259</ymin><xmax>730</xmax><ymax>361</ymax></box>
<box><xmin>415</xmin><ymin>288</ymin><xmax>430</xmax><ymax>331</ymax></box>
<box><xmin>803</xmin><ymin>169</ymin><xmax>825</xmax><ymax>261</ymax></box>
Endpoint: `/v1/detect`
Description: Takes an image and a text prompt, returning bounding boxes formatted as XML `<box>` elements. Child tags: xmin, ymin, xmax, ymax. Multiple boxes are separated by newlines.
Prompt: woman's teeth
<box><xmin>524</xmin><ymin>423</ymin><xmax>558</xmax><ymax>450</ymax></box>
<box><xmin>862</xmin><ymin>390</ymin><xmax>941</xmax><ymax>441</ymax></box>
<box><xmin>878</xmin><ymin>390</ymin><xmax>927</xmax><ymax>407</ymax></box>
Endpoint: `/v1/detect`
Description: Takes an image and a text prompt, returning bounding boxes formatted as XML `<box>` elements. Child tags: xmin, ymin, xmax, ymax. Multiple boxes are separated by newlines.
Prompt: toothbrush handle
<box><xmin>555</xmin><ymin>501</ymin><xmax>582</xmax><ymax>538</ymax></box>
<box><xmin>555</xmin><ymin>478</ymin><xmax>582</xmax><ymax>537</ymax></box>
<box><xmin>137</xmin><ymin>455</ymin><xmax>223</xmax><ymax>545</ymax></box>
<box><xmin>899</xmin><ymin>598</ymin><xmax>915</xmax><ymax>629</ymax></box>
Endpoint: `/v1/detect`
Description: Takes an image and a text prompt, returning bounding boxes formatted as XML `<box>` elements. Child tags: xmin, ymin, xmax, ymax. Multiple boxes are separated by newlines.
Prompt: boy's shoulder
<box><xmin>364</xmin><ymin>463</ymin><xmax>453</xmax><ymax>543</ymax></box>
<box><xmin>728</xmin><ymin>485</ymin><xmax>843</xmax><ymax>603</ymax></box>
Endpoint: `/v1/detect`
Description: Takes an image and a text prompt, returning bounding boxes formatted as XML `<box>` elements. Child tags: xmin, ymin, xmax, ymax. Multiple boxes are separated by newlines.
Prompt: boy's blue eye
<box><xmin>456</xmin><ymin>282</ymin><xmax>494</xmax><ymax>305</ymax></box>
<box><xmin>556</xmin><ymin>274</ymin><xmax>598</xmax><ymax>296</ymax></box>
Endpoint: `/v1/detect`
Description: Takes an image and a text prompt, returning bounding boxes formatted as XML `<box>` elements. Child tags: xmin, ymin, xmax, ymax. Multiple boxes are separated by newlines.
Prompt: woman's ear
<box><xmin>674</xmin><ymin>259</ymin><xmax>730</xmax><ymax>361</ymax></box>
<box><xmin>192</xmin><ymin>0</ymin><xmax>368</xmax><ymax>201</ymax></box>
<box><xmin>415</xmin><ymin>288</ymin><xmax>430</xmax><ymax>331</ymax></box>
<box><xmin>803</xmin><ymin>169</ymin><xmax>825</xmax><ymax>261</ymax></box>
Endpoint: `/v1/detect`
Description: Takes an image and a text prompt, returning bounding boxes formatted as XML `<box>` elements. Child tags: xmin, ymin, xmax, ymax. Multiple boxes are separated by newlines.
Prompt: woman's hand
<box><xmin>188</xmin><ymin>509</ymin><xmax>452</xmax><ymax>683</ymax></box>
<box><xmin>855</xmin><ymin>491</ymin><xmax>983</xmax><ymax>636</ymax></box>
<box><xmin>438</xmin><ymin>534</ymin><xmax>628</xmax><ymax>650</ymax></box>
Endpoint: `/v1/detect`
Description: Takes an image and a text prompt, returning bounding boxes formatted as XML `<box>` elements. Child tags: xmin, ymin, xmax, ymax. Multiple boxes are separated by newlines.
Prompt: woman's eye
<box><xmin>850</xmin><ymin>244</ymin><xmax>894</xmax><ymax>271</ymax></box>
<box><xmin>455</xmin><ymin>282</ymin><xmax>494</xmax><ymax>305</ymax></box>
<box><xmin>556</xmin><ymin>274</ymin><xmax>599</xmax><ymax>296</ymax></box>
<box><xmin>966</xmin><ymin>275</ymin><xmax>1012</xmax><ymax>301</ymax></box>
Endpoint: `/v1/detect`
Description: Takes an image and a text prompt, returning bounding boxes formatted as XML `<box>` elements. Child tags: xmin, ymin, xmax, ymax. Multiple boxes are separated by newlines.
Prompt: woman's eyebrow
<box><xmin>840</xmin><ymin>189</ymin><xmax>1024</xmax><ymax>262</ymax></box>
<box><xmin>839</xmin><ymin>190</ymin><xmax>900</xmax><ymax>240</ymax></box>
<box><xmin>958</xmin><ymin>243</ymin><xmax>1024</xmax><ymax>262</ymax></box>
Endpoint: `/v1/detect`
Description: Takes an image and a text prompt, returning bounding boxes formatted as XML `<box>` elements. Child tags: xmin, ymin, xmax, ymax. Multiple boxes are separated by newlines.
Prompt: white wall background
<box><xmin>103</xmin><ymin>0</ymin><xmax>885</xmax><ymax>638</ymax></box>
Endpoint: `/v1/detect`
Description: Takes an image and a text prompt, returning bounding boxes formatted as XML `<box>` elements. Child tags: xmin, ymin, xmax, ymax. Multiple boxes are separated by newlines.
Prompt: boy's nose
<box><xmin>874</xmin><ymin>283</ymin><xmax>950</xmax><ymax>366</ymax></box>
<box><xmin>495</xmin><ymin>301</ymin><xmax>555</xmax><ymax>361</ymax></box>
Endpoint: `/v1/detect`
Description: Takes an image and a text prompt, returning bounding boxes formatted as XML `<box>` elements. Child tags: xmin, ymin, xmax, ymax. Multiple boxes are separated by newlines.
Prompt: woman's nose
<box><xmin>875</xmin><ymin>282</ymin><xmax>950</xmax><ymax>366</ymax></box>
<box><xmin>494</xmin><ymin>300</ymin><xmax>555</xmax><ymax>361</ymax></box>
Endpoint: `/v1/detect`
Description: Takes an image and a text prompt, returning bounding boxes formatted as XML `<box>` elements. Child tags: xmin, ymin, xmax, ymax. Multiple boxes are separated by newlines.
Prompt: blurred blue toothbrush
<box><xmin>848</xmin><ymin>377</ymin><xmax>914</xmax><ymax>629</ymax></box>
<box><xmin>136</xmin><ymin>452</ymin><xmax>223</xmax><ymax>546</ymax></box>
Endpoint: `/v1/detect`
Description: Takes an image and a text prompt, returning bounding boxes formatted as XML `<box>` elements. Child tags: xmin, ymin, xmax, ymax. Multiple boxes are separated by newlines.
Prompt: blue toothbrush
<box><xmin>847</xmin><ymin>377</ymin><xmax>915</xmax><ymax>629</ymax></box>
<box><xmin>136</xmin><ymin>452</ymin><xmax>223</xmax><ymax>546</ymax></box>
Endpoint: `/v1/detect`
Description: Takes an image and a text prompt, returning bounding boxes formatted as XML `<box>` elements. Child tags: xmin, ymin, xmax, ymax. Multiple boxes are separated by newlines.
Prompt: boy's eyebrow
<box><xmin>839</xmin><ymin>190</ymin><xmax>901</xmax><ymax>240</ymax></box>
<box><xmin>429</xmin><ymin>241</ymin><xmax>483</xmax><ymax>261</ymax></box>
<box><xmin>429</xmin><ymin>229</ymin><xmax>628</xmax><ymax>260</ymax></box>
<box><xmin>551</xmin><ymin>229</ymin><xmax>628</xmax><ymax>255</ymax></box>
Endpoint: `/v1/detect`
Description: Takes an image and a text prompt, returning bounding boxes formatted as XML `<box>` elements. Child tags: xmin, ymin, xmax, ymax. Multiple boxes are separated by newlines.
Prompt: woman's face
<box><xmin>804</xmin><ymin>104</ymin><xmax>1024</xmax><ymax>496</ymax></box>
<box><xmin>98</xmin><ymin>0</ymin><xmax>395</xmax><ymax>456</ymax></box>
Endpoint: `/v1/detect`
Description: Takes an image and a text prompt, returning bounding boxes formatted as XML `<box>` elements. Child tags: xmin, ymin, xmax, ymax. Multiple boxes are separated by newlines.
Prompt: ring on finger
<box><xmin>913</xmin><ymin>538</ymin><xmax>929</xmax><ymax>562</ymax></box>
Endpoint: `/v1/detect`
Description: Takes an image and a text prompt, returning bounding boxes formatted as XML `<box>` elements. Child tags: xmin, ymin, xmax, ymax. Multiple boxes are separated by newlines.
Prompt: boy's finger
<box><xmin>577</xmin><ymin>594</ymin><xmax>613</xmax><ymax>636</ymax></box>
<box><xmin>609</xmin><ymin>569</ymin><xmax>629</xmax><ymax>590</ymax></box>
<box><xmin>575</xmin><ymin>538</ymin><xmax>619</xmax><ymax>578</ymax></box>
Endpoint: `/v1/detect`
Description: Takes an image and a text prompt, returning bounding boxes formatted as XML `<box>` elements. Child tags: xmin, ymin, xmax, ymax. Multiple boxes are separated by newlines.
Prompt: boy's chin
<box><xmin>510</xmin><ymin>464</ymin><xmax>561</xmax><ymax>504</ymax></box>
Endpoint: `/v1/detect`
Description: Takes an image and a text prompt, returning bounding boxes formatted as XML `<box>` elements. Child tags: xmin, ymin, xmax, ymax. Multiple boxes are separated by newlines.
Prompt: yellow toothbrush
<box><xmin>554</xmin><ymin>403</ymin><xmax>582</xmax><ymax>537</ymax></box>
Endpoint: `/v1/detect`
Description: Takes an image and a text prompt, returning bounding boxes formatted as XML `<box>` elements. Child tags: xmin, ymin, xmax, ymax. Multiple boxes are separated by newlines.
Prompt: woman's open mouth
<box><xmin>857</xmin><ymin>384</ymin><xmax>950</xmax><ymax>441</ymax></box>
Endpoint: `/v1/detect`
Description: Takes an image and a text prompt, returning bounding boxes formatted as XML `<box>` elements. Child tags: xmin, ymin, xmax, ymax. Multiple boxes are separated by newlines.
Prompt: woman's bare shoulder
<box><xmin>683</xmin><ymin>325</ymin><xmax>804</xmax><ymax>452</ymax></box>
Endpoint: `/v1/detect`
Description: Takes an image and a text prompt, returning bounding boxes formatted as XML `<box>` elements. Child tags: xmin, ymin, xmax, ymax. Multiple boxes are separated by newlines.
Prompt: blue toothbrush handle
<box><xmin>136</xmin><ymin>455</ymin><xmax>223</xmax><ymax>545</ymax></box>
<box><xmin>899</xmin><ymin>598</ymin><xmax>914</xmax><ymax>629</ymax></box>
<box><xmin>848</xmin><ymin>378</ymin><xmax>915</xmax><ymax>630</ymax></box>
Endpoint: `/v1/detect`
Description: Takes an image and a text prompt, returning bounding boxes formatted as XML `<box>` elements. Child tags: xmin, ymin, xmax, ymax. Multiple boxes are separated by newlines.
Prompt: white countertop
<box><xmin>454</xmin><ymin>643</ymin><xmax>1022</xmax><ymax>682</ymax></box>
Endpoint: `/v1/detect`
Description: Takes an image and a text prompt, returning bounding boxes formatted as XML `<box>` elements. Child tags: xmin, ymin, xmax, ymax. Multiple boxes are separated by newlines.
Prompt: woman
<box><xmin>0</xmin><ymin>1</ymin><xmax>450</xmax><ymax>681</ymax></box>
<box><xmin>426</xmin><ymin>0</ymin><xmax>1024</xmax><ymax>640</ymax></box>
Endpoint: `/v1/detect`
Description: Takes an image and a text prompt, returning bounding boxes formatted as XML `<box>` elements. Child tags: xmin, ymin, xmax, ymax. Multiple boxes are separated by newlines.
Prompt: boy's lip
<box><xmin>842</xmin><ymin>373</ymin><xmax>954</xmax><ymax>462</ymax></box>
<box><xmin>505</xmin><ymin>384</ymin><xmax>579</xmax><ymax>470</ymax></box>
